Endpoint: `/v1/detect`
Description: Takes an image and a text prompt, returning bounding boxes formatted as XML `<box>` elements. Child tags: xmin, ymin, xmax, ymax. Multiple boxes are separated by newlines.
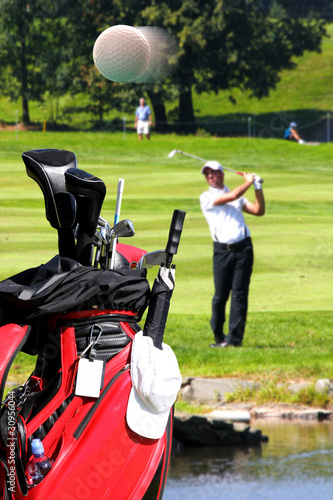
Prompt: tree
<box><xmin>0</xmin><ymin>0</ymin><xmax>72</xmax><ymax>125</ymax></box>
<box><xmin>202</xmin><ymin>0</ymin><xmax>327</xmax><ymax>99</ymax></box>
<box><xmin>138</xmin><ymin>0</ymin><xmax>327</xmax><ymax>130</ymax></box>
<box><xmin>0</xmin><ymin>0</ymin><xmax>327</xmax><ymax>130</ymax></box>
<box><xmin>63</xmin><ymin>0</ymin><xmax>145</xmax><ymax>127</ymax></box>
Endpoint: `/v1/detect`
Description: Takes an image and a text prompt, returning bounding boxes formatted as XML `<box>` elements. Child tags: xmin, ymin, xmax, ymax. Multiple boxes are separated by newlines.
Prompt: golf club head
<box><xmin>111</xmin><ymin>219</ymin><xmax>135</xmax><ymax>238</ymax></box>
<box><xmin>168</xmin><ymin>150</ymin><xmax>178</xmax><ymax>158</ymax></box>
<box><xmin>98</xmin><ymin>215</ymin><xmax>111</xmax><ymax>229</ymax></box>
<box><xmin>137</xmin><ymin>250</ymin><xmax>167</xmax><ymax>269</ymax></box>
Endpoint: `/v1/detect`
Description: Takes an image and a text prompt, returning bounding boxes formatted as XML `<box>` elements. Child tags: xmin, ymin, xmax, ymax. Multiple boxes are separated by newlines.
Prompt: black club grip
<box><xmin>165</xmin><ymin>210</ymin><xmax>186</xmax><ymax>267</ymax></box>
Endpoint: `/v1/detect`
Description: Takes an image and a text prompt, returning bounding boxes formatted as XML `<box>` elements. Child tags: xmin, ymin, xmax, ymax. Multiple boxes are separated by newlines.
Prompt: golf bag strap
<box><xmin>0</xmin><ymin>324</ymin><xmax>31</xmax><ymax>407</ymax></box>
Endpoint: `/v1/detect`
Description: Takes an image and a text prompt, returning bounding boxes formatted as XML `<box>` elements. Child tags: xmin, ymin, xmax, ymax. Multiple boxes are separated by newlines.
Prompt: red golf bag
<box><xmin>0</xmin><ymin>149</ymin><xmax>185</xmax><ymax>500</ymax></box>
<box><xmin>0</xmin><ymin>258</ymin><xmax>173</xmax><ymax>500</ymax></box>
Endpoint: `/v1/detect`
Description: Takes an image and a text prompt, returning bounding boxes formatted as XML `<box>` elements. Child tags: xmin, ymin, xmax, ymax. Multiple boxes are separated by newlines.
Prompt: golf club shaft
<box><xmin>171</xmin><ymin>150</ymin><xmax>244</xmax><ymax>176</ymax></box>
<box><xmin>111</xmin><ymin>179</ymin><xmax>125</xmax><ymax>269</ymax></box>
<box><xmin>114</xmin><ymin>178</ymin><xmax>124</xmax><ymax>225</ymax></box>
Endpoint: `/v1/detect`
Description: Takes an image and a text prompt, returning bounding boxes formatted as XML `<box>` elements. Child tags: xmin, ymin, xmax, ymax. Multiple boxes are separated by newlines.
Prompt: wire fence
<box><xmin>149</xmin><ymin>112</ymin><xmax>332</xmax><ymax>142</ymax></box>
<box><xmin>3</xmin><ymin>108</ymin><xmax>332</xmax><ymax>142</ymax></box>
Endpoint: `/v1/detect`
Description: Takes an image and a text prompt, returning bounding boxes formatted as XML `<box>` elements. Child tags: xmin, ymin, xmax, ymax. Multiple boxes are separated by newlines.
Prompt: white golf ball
<box><xmin>93</xmin><ymin>25</ymin><xmax>151</xmax><ymax>82</ymax></box>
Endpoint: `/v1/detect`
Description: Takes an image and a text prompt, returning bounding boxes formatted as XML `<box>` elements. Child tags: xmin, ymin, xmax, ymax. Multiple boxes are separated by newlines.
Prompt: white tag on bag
<box><xmin>75</xmin><ymin>358</ymin><xmax>105</xmax><ymax>398</ymax></box>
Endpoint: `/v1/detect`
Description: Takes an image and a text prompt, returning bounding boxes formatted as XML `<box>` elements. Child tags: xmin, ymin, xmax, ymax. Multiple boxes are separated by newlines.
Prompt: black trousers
<box><xmin>210</xmin><ymin>238</ymin><xmax>253</xmax><ymax>346</ymax></box>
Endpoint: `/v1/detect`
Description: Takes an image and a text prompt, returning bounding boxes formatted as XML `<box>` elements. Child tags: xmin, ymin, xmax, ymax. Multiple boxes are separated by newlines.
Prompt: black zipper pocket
<box><xmin>73</xmin><ymin>364</ymin><xmax>130</xmax><ymax>440</ymax></box>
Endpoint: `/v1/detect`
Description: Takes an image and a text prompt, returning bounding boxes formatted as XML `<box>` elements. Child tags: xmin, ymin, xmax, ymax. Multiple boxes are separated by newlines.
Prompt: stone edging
<box><xmin>173</xmin><ymin>377</ymin><xmax>333</xmax><ymax>448</ymax></box>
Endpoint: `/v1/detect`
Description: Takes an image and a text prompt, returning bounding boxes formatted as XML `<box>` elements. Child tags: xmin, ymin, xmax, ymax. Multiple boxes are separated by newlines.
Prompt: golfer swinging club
<box><xmin>200</xmin><ymin>161</ymin><xmax>265</xmax><ymax>348</ymax></box>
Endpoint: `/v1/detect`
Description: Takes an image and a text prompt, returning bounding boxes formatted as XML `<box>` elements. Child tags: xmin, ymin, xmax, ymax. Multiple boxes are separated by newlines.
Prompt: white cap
<box><xmin>201</xmin><ymin>160</ymin><xmax>223</xmax><ymax>174</ymax></box>
<box><xmin>126</xmin><ymin>331</ymin><xmax>182</xmax><ymax>439</ymax></box>
<box><xmin>290</xmin><ymin>122</ymin><xmax>297</xmax><ymax>127</ymax></box>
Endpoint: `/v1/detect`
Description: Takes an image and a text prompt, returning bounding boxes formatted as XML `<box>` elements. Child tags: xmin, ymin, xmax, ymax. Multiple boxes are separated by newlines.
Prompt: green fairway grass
<box><xmin>1</xmin><ymin>132</ymin><xmax>333</xmax><ymax>400</ymax></box>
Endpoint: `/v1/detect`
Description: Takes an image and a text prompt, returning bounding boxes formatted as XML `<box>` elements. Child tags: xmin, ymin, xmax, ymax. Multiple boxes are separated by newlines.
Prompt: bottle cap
<box><xmin>31</xmin><ymin>438</ymin><xmax>44</xmax><ymax>456</ymax></box>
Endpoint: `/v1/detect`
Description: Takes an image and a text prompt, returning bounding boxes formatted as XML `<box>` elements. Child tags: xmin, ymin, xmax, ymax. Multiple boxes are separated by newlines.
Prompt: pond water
<box><xmin>163</xmin><ymin>420</ymin><xmax>333</xmax><ymax>500</ymax></box>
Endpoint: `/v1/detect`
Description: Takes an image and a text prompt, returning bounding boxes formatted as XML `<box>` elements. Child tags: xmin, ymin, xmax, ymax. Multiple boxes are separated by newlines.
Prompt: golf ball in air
<box><xmin>93</xmin><ymin>25</ymin><xmax>151</xmax><ymax>82</ymax></box>
<box><xmin>131</xmin><ymin>27</ymin><xmax>178</xmax><ymax>83</ymax></box>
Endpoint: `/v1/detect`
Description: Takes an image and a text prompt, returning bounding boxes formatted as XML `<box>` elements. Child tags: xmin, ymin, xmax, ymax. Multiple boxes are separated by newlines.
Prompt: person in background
<box><xmin>134</xmin><ymin>98</ymin><xmax>152</xmax><ymax>140</ymax></box>
<box><xmin>199</xmin><ymin>161</ymin><xmax>265</xmax><ymax>348</ymax></box>
<box><xmin>284</xmin><ymin>122</ymin><xmax>305</xmax><ymax>143</ymax></box>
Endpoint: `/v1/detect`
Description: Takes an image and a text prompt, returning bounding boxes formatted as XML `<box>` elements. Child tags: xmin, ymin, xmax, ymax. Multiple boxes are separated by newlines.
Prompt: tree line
<box><xmin>0</xmin><ymin>0</ymin><xmax>330</xmax><ymax>130</ymax></box>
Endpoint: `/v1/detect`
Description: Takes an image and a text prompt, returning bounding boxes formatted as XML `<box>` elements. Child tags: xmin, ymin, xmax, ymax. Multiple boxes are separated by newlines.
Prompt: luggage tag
<box><xmin>75</xmin><ymin>325</ymin><xmax>105</xmax><ymax>398</ymax></box>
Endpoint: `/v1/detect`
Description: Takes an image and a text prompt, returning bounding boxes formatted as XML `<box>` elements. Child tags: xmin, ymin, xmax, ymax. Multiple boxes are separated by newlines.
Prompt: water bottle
<box><xmin>25</xmin><ymin>439</ymin><xmax>54</xmax><ymax>487</ymax></box>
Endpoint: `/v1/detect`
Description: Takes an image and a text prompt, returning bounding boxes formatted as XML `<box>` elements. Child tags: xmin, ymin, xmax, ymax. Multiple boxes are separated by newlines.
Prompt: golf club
<box><xmin>108</xmin><ymin>219</ymin><xmax>135</xmax><ymax>269</ymax></box>
<box><xmin>137</xmin><ymin>250</ymin><xmax>167</xmax><ymax>269</ymax></box>
<box><xmin>95</xmin><ymin>216</ymin><xmax>111</xmax><ymax>269</ymax></box>
<box><xmin>93</xmin><ymin>224</ymin><xmax>108</xmax><ymax>268</ymax></box>
<box><xmin>168</xmin><ymin>149</ymin><xmax>245</xmax><ymax>177</ymax></box>
<box><xmin>92</xmin><ymin>217</ymin><xmax>135</xmax><ymax>269</ymax></box>
<box><xmin>110</xmin><ymin>178</ymin><xmax>125</xmax><ymax>269</ymax></box>
<box><xmin>65</xmin><ymin>168</ymin><xmax>106</xmax><ymax>266</ymax></box>
<box><xmin>114</xmin><ymin>178</ymin><xmax>125</xmax><ymax>225</ymax></box>
<box><xmin>164</xmin><ymin>209</ymin><xmax>186</xmax><ymax>269</ymax></box>
<box><xmin>136</xmin><ymin>211</ymin><xmax>186</xmax><ymax>270</ymax></box>
<box><xmin>22</xmin><ymin>149</ymin><xmax>78</xmax><ymax>260</ymax></box>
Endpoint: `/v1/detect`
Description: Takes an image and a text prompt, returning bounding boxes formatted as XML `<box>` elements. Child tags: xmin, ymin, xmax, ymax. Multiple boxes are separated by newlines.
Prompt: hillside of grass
<box><xmin>193</xmin><ymin>23</ymin><xmax>333</xmax><ymax>140</ymax></box>
<box><xmin>0</xmin><ymin>25</ymin><xmax>332</xmax><ymax>141</ymax></box>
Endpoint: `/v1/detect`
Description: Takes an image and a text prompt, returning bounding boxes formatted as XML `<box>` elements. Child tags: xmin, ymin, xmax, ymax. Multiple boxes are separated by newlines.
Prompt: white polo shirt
<box><xmin>200</xmin><ymin>185</ymin><xmax>250</xmax><ymax>244</ymax></box>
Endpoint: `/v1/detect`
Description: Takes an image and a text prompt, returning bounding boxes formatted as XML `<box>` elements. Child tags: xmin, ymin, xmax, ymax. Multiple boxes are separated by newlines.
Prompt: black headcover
<box><xmin>22</xmin><ymin>149</ymin><xmax>78</xmax><ymax>259</ymax></box>
<box><xmin>22</xmin><ymin>149</ymin><xmax>77</xmax><ymax>230</ymax></box>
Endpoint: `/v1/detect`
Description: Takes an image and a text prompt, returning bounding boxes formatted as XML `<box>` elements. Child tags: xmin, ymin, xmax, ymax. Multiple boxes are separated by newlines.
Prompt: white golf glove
<box><xmin>253</xmin><ymin>174</ymin><xmax>263</xmax><ymax>190</ymax></box>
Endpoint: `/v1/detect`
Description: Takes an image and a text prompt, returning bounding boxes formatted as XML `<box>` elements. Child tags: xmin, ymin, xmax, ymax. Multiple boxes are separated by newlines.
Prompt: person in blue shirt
<box><xmin>134</xmin><ymin>98</ymin><xmax>152</xmax><ymax>140</ymax></box>
<box><xmin>284</xmin><ymin>122</ymin><xmax>305</xmax><ymax>143</ymax></box>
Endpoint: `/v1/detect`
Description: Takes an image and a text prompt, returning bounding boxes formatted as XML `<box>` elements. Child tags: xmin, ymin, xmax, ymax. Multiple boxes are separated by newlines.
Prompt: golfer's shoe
<box><xmin>209</xmin><ymin>342</ymin><xmax>228</xmax><ymax>348</ymax></box>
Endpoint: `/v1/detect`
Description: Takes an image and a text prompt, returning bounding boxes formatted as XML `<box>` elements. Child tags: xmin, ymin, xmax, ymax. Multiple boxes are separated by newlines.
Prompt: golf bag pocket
<box><xmin>66</xmin><ymin>313</ymin><xmax>137</xmax><ymax>363</ymax></box>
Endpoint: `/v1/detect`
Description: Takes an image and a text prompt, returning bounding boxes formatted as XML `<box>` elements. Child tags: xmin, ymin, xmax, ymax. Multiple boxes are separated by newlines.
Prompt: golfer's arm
<box><xmin>243</xmin><ymin>189</ymin><xmax>265</xmax><ymax>216</ymax></box>
<box><xmin>213</xmin><ymin>180</ymin><xmax>253</xmax><ymax>206</ymax></box>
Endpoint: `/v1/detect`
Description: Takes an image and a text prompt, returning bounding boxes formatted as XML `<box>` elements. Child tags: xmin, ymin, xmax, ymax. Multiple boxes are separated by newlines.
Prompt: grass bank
<box><xmin>1</xmin><ymin>132</ymin><xmax>333</xmax><ymax>404</ymax></box>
